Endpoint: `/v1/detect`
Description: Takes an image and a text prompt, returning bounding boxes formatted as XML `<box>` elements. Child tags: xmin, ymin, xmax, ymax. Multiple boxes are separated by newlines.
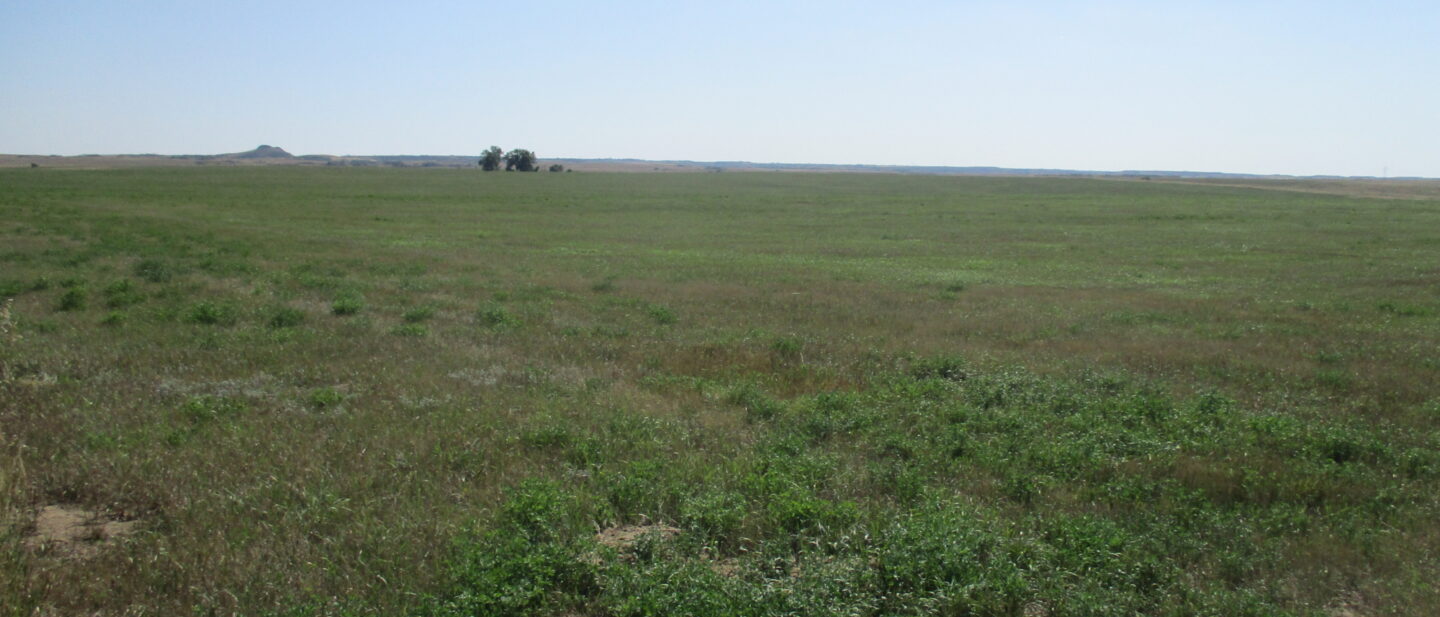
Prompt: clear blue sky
<box><xmin>2</xmin><ymin>1</ymin><xmax>1436</xmax><ymax>176</ymax></box>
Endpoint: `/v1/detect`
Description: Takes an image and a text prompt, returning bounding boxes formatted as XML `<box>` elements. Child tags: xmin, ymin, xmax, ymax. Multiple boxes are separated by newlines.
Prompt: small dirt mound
<box><xmin>23</xmin><ymin>505</ymin><xmax>139</xmax><ymax>558</ymax></box>
<box><xmin>594</xmin><ymin>524</ymin><xmax>681</xmax><ymax>556</ymax></box>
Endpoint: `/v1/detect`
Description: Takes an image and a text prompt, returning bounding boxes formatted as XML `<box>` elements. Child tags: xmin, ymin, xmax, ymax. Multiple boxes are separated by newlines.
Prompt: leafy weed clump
<box><xmin>268</xmin><ymin>306</ymin><xmax>306</xmax><ymax>329</ymax></box>
<box><xmin>477</xmin><ymin>304</ymin><xmax>518</xmax><ymax>329</ymax></box>
<box><xmin>179</xmin><ymin>395</ymin><xmax>246</xmax><ymax>425</ymax></box>
<box><xmin>331</xmin><ymin>294</ymin><xmax>363</xmax><ymax>316</ymax></box>
<box><xmin>728</xmin><ymin>383</ymin><xmax>785</xmax><ymax>422</ymax></box>
<box><xmin>102</xmin><ymin>279</ymin><xmax>144</xmax><ymax>308</ymax></box>
<box><xmin>771</xmin><ymin>335</ymin><xmax>803</xmax><ymax>361</ymax></box>
<box><xmin>427</xmin><ymin>480</ymin><xmax>596</xmax><ymax>617</ymax></box>
<box><xmin>54</xmin><ymin>287</ymin><xmax>87</xmax><ymax>312</ymax></box>
<box><xmin>646</xmin><ymin>303</ymin><xmax>677</xmax><ymax>325</ymax></box>
<box><xmin>186</xmin><ymin>301</ymin><xmax>238</xmax><ymax>326</ymax></box>
<box><xmin>133</xmin><ymin>258</ymin><xmax>176</xmax><ymax>283</ymax></box>
<box><xmin>402</xmin><ymin>305</ymin><xmax>436</xmax><ymax>323</ymax></box>
<box><xmin>307</xmin><ymin>387</ymin><xmax>345</xmax><ymax>410</ymax></box>
<box><xmin>391</xmin><ymin>323</ymin><xmax>428</xmax><ymax>337</ymax></box>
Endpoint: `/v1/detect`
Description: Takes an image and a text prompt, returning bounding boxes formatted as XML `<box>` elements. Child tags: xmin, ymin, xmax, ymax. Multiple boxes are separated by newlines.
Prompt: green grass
<box><xmin>1</xmin><ymin>167</ymin><xmax>1438</xmax><ymax>615</ymax></box>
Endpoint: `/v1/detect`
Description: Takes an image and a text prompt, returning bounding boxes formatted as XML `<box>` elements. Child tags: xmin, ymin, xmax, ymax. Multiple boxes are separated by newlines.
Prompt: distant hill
<box><xmin>225</xmin><ymin>145</ymin><xmax>294</xmax><ymax>159</ymax></box>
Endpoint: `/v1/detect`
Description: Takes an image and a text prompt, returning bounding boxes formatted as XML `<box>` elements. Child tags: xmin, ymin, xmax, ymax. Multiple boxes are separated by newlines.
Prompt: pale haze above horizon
<box><xmin>2</xmin><ymin>1</ymin><xmax>1437</xmax><ymax>177</ymax></box>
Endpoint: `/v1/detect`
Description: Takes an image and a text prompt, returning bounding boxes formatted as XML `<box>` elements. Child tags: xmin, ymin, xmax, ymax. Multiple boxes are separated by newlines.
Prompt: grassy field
<box><xmin>1</xmin><ymin>167</ymin><xmax>1438</xmax><ymax>616</ymax></box>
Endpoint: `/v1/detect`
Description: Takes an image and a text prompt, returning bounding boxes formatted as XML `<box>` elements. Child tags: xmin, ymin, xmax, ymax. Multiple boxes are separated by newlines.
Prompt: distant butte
<box><xmin>227</xmin><ymin>145</ymin><xmax>294</xmax><ymax>159</ymax></box>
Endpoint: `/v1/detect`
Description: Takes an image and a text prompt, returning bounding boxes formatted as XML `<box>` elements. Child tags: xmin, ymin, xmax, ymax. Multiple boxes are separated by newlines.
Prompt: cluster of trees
<box><xmin>479</xmin><ymin>146</ymin><xmax>547</xmax><ymax>172</ymax></box>
<box><xmin>479</xmin><ymin>147</ymin><xmax>569</xmax><ymax>172</ymax></box>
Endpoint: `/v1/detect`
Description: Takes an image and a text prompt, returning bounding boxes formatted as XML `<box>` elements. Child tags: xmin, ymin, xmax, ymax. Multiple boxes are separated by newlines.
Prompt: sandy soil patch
<box><xmin>23</xmin><ymin>505</ymin><xmax>140</xmax><ymax>558</ymax></box>
<box><xmin>594</xmin><ymin>523</ymin><xmax>681</xmax><ymax>553</ymax></box>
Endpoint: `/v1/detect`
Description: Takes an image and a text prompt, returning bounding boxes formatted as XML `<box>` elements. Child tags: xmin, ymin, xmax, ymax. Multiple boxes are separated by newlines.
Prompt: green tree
<box><xmin>504</xmin><ymin>149</ymin><xmax>538</xmax><ymax>172</ymax></box>
<box><xmin>479</xmin><ymin>146</ymin><xmax>503</xmax><ymax>171</ymax></box>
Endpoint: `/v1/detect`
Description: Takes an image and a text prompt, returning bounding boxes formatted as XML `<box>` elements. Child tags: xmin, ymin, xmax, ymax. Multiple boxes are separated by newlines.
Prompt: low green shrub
<box><xmin>133</xmin><ymin>258</ymin><xmax>175</xmax><ymax>283</ymax></box>
<box><xmin>308</xmin><ymin>387</ymin><xmax>344</xmax><ymax>410</ymax></box>
<box><xmin>646</xmin><ymin>304</ymin><xmax>677</xmax><ymax>325</ymax></box>
<box><xmin>403</xmin><ymin>305</ymin><xmax>435</xmax><ymax>323</ymax></box>
<box><xmin>476</xmin><ymin>304</ymin><xmax>518</xmax><ymax>329</ymax></box>
<box><xmin>54</xmin><ymin>287</ymin><xmax>87</xmax><ymax>311</ymax></box>
<box><xmin>268</xmin><ymin>306</ymin><xmax>305</xmax><ymax>328</ymax></box>
<box><xmin>187</xmin><ymin>301</ymin><xmax>237</xmax><ymax>326</ymax></box>
<box><xmin>103</xmin><ymin>279</ymin><xmax>144</xmax><ymax>308</ymax></box>
<box><xmin>391</xmin><ymin>323</ymin><xmax>428</xmax><ymax>337</ymax></box>
<box><xmin>728</xmin><ymin>383</ymin><xmax>784</xmax><ymax>422</ymax></box>
<box><xmin>331</xmin><ymin>294</ymin><xmax>363</xmax><ymax>316</ymax></box>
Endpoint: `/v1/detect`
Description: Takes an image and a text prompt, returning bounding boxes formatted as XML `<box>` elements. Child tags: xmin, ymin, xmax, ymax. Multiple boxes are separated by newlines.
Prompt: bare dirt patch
<box><xmin>594</xmin><ymin>523</ymin><xmax>681</xmax><ymax>553</ymax></box>
<box><xmin>590</xmin><ymin>524</ymin><xmax>683</xmax><ymax>565</ymax></box>
<box><xmin>23</xmin><ymin>505</ymin><xmax>139</xmax><ymax>558</ymax></box>
<box><xmin>1326</xmin><ymin>590</ymin><xmax>1370</xmax><ymax>617</ymax></box>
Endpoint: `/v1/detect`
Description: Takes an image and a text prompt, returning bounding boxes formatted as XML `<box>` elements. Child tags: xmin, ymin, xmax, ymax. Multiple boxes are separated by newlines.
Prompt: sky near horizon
<box><xmin>1</xmin><ymin>1</ymin><xmax>1436</xmax><ymax>177</ymax></box>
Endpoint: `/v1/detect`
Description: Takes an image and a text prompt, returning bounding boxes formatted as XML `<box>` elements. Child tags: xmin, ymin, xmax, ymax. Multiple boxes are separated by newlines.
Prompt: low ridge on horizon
<box><xmin>1</xmin><ymin>145</ymin><xmax>1432</xmax><ymax>180</ymax></box>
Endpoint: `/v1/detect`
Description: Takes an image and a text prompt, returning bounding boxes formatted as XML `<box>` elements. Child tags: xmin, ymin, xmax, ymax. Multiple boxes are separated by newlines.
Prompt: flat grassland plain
<box><xmin>2</xmin><ymin>168</ymin><xmax>1438</xmax><ymax>616</ymax></box>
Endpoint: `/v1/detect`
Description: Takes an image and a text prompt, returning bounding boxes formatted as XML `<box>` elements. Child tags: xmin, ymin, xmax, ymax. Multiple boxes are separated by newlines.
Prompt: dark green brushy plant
<box><xmin>646</xmin><ymin>304</ymin><xmax>677</xmax><ymax>325</ymax></box>
<box><xmin>728</xmin><ymin>383</ymin><xmax>785</xmax><ymax>422</ymax></box>
<box><xmin>186</xmin><ymin>301</ymin><xmax>236</xmax><ymax>326</ymax></box>
<box><xmin>391</xmin><ymin>323</ymin><xmax>428</xmax><ymax>337</ymax></box>
<box><xmin>403</xmin><ymin>305</ymin><xmax>436</xmax><ymax>323</ymax></box>
<box><xmin>268</xmin><ymin>306</ymin><xmax>305</xmax><ymax>328</ymax></box>
<box><xmin>103</xmin><ymin>279</ymin><xmax>144</xmax><ymax>308</ymax></box>
<box><xmin>54</xmin><ymin>288</ymin><xmax>87</xmax><ymax>312</ymax></box>
<box><xmin>425</xmin><ymin>480</ymin><xmax>596</xmax><ymax>617</ymax></box>
<box><xmin>179</xmin><ymin>395</ymin><xmax>246</xmax><ymax>425</ymax></box>
<box><xmin>331</xmin><ymin>294</ymin><xmax>363</xmax><ymax>316</ymax></box>
<box><xmin>308</xmin><ymin>387</ymin><xmax>344</xmax><ymax>410</ymax></box>
<box><xmin>771</xmin><ymin>335</ymin><xmax>803</xmax><ymax>361</ymax></box>
<box><xmin>677</xmin><ymin>489</ymin><xmax>748</xmax><ymax>548</ymax></box>
<box><xmin>0</xmin><ymin>280</ymin><xmax>24</xmax><ymax>299</ymax></box>
<box><xmin>476</xmin><ymin>304</ymin><xmax>518</xmax><ymax>329</ymax></box>
<box><xmin>910</xmin><ymin>354</ymin><xmax>969</xmax><ymax>381</ymax></box>
<box><xmin>133</xmin><ymin>258</ymin><xmax>175</xmax><ymax>283</ymax></box>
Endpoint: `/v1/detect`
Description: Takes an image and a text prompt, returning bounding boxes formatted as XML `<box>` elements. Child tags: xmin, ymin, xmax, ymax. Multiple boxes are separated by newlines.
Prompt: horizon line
<box><xmin>1</xmin><ymin>150</ymin><xmax>1430</xmax><ymax>181</ymax></box>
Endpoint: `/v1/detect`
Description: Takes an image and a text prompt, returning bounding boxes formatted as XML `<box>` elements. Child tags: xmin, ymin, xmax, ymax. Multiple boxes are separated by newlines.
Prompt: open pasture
<box><xmin>2</xmin><ymin>168</ymin><xmax>1438</xmax><ymax>615</ymax></box>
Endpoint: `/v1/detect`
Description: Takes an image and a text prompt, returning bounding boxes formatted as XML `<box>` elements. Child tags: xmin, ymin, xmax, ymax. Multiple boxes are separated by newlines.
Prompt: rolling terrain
<box><xmin>2</xmin><ymin>168</ymin><xmax>1438</xmax><ymax>615</ymax></box>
